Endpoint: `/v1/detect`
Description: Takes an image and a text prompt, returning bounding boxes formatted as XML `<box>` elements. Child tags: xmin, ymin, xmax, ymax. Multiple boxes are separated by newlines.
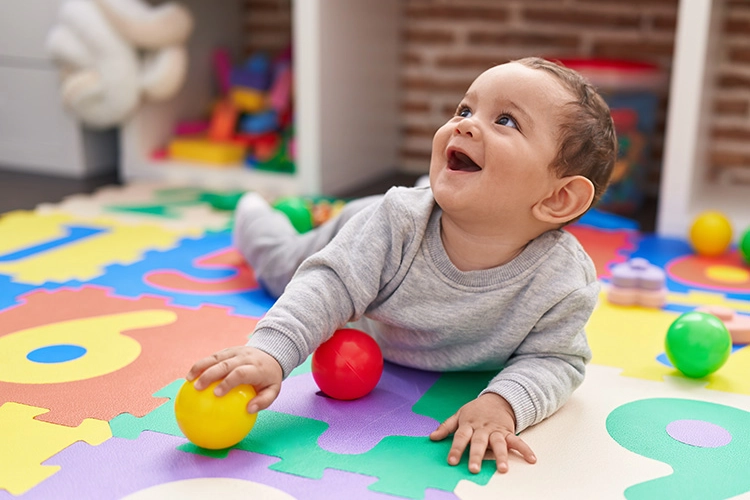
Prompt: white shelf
<box><xmin>121</xmin><ymin>0</ymin><xmax>401</xmax><ymax>198</ymax></box>
<box><xmin>657</xmin><ymin>0</ymin><xmax>750</xmax><ymax>241</ymax></box>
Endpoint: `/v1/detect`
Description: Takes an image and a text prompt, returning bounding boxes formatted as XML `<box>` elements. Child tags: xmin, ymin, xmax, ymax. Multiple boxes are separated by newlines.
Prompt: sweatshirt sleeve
<box><xmin>480</xmin><ymin>280</ymin><xmax>598</xmax><ymax>433</ymax></box>
<box><xmin>246</xmin><ymin>189</ymin><xmax>421</xmax><ymax>377</ymax></box>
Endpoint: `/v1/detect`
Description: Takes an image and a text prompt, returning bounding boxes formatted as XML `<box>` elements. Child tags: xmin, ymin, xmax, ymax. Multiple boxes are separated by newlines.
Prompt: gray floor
<box><xmin>0</xmin><ymin>168</ymin><xmax>121</xmax><ymax>213</ymax></box>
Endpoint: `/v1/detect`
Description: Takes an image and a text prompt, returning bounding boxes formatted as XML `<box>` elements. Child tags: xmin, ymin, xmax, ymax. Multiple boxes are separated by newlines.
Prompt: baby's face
<box><xmin>429</xmin><ymin>62</ymin><xmax>571</xmax><ymax>227</ymax></box>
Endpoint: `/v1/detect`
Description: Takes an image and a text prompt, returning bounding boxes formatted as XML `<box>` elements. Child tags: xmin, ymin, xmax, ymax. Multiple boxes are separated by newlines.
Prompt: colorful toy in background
<box><xmin>741</xmin><ymin>227</ymin><xmax>750</xmax><ymax>265</ymax></box>
<box><xmin>165</xmin><ymin>47</ymin><xmax>295</xmax><ymax>173</ymax></box>
<box><xmin>604</xmin><ymin>108</ymin><xmax>646</xmax><ymax>215</ymax></box>
<box><xmin>665</xmin><ymin>311</ymin><xmax>732</xmax><ymax>379</ymax></box>
<box><xmin>174</xmin><ymin>379</ymin><xmax>258</xmax><ymax>449</ymax></box>
<box><xmin>607</xmin><ymin>257</ymin><xmax>667</xmax><ymax>308</ymax></box>
<box><xmin>273</xmin><ymin>196</ymin><xmax>347</xmax><ymax>233</ymax></box>
<box><xmin>312</xmin><ymin>328</ymin><xmax>384</xmax><ymax>400</ymax></box>
<box><xmin>557</xmin><ymin>59</ymin><xmax>665</xmax><ymax>216</ymax></box>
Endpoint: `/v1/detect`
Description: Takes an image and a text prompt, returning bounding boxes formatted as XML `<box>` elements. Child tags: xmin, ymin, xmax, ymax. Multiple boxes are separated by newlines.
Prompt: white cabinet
<box><xmin>657</xmin><ymin>0</ymin><xmax>750</xmax><ymax>241</ymax></box>
<box><xmin>120</xmin><ymin>0</ymin><xmax>401</xmax><ymax>198</ymax></box>
<box><xmin>0</xmin><ymin>0</ymin><xmax>117</xmax><ymax>178</ymax></box>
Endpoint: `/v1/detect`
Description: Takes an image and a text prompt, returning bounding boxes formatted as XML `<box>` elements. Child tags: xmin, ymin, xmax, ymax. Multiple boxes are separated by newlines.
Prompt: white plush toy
<box><xmin>46</xmin><ymin>0</ymin><xmax>194</xmax><ymax>128</ymax></box>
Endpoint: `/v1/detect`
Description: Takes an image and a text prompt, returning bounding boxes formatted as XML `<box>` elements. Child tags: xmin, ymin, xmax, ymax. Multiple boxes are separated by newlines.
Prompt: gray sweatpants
<box><xmin>233</xmin><ymin>194</ymin><xmax>382</xmax><ymax>298</ymax></box>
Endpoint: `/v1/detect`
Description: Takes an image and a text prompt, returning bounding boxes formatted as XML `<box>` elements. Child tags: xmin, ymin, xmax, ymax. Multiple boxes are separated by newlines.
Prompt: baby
<box><xmin>187</xmin><ymin>57</ymin><xmax>616</xmax><ymax>475</ymax></box>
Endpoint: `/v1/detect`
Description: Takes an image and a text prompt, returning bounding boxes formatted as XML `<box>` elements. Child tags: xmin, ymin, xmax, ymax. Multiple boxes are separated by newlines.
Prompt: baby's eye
<box><xmin>456</xmin><ymin>106</ymin><xmax>472</xmax><ymax>118</ymax></box>
<box><xmin>497</xmin><ymin>114</ymin><xmax>518</xmax><ymax>129</ymax></box>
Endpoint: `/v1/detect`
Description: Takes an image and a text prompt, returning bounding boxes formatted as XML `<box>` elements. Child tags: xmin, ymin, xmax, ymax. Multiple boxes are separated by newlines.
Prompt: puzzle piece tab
<box><xmin>0</xmin><ymin>212</ymin><xmax>197</xmax><ymax>285</ymax></box>
<box><xmin>0</xmin><ymin>402</ymin><xmax>110</xmax><ymax>495</ymax></box>
<box><xmin>268</xmin><ymin>362</ymin><xmax>440</xmax><ymax>454</ymax></box>
<box><xmin>87</xmin><ymin>232</ymin><xmax>275</xmax><ymax>317</ymax></box>
<box><xmin>0</xmin><ymin>286</ymin><xmax>258</xmax><ymax>426</ymax></box>
<box><xmin>31</xmin><ymin>430</ymin><xmax>454</xmax><ymax>500</ymax></box>
<box><xmin>109</xmin><ymin>380</ymin><xmax>185</xmax><ymax>440</ymax></box>
<box><xmin>173</xmin><ymin>370</ymin><xmax>497</xmax><ymax>499</ymax></box>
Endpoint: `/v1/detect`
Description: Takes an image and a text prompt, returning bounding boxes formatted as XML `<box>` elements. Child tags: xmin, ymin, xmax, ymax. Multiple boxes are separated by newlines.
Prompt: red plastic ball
<box><xmin>312</xmin><ymin>328</ymin><xmax>384</xmax><ymax>400</ymax></box>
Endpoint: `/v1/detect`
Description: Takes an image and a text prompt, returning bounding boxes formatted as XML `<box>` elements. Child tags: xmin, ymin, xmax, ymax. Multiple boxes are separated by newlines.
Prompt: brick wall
<box><xmin>243</xmin><ymin>0</ymin><xmax>750</xmax><ymax>191</ymax></box>
<box><xmin>710</xmin><ymin>0</ymin><xmax>750</xmax><ymax>185</ymax></box>
<box><xmin>400</xmin><ymin>0</ymin><xmax>677</xmax><ymax>194</ymax></box>
<box><xmin>244</xmin><ymin>0</ymin><xmax>292</xmax><ymax>56</ymax></box>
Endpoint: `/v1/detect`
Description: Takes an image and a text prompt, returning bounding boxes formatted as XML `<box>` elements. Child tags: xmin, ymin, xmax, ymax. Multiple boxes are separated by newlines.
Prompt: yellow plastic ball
<box><xmin>689</xmin><ymin>211</ymin><xmax>733</xmax><ymax>257</ymax></box>
<box><xmin>174</xmin><ymin>380</ymin><xmax>257</xmax><ymax>449</ymax></box>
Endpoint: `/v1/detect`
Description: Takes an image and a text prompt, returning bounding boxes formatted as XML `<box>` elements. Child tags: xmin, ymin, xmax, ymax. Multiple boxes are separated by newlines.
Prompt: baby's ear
<box><xmin>532</xmin><ymin>175</ymin><xmax>595</xmax><ymax>224</ymax></box>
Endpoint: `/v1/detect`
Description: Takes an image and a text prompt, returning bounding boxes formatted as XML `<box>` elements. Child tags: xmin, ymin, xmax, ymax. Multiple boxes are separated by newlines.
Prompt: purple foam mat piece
<box><xmin>10</xmin><ymin>431</ymin><xmax>458</xmax><ymax>500</ymax></box>
<box><xmin>269</xmin><ymin>363</ymin><xmax>442</xmax><ymax>454</ymax></box>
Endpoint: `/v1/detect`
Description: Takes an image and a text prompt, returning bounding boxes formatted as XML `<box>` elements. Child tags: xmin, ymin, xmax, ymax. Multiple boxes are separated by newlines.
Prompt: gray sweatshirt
<box><xmin>247</xmin><ymin>186</ymin><xmax>598</xmax><ymax>432</ymax></box>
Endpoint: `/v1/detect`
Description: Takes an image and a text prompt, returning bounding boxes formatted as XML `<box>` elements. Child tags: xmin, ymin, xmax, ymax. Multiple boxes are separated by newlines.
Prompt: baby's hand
<box><xmin>186</xmin><ymin>346</ymin><xmax>283</xmax><ymax>413</ymax></box>
<box><xmin>429</xmin><ymin>393</ymin><xmax>536</xmax><ymax>474</ymax></box>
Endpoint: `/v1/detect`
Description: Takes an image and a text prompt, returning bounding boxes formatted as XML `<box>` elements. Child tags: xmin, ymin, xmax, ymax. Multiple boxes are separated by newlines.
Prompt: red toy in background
<box><xmin>312</xmin><ymin>328</ymin><xmax>384</xmax><ymax>400</ymax></box>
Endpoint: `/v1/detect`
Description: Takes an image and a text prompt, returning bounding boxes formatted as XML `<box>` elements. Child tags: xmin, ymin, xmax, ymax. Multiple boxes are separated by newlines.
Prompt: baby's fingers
<box><xmin>246</xmin><ymin>385</ymin><xmax>281</xmax><ymax>414</ymax></box>
<box><xmin>468</xmin><ymin>432</ymin><xmax>490</xmax><ymax>474</ymax></box>
<box><xmin>194</xmin><ymin>355</ymin><xmax>247</xmax><ymax>393</ymax></box>
<box><xmin>429</xmin><ymin>413</ymin><xmax>458</xmax><ymax>441</ymax></box>
<box><xmin>186</xmin><ymin>349</ymin><xmax>236</xmax><ymax>385</ymax></box>
<box><xmin>489</xmin><ymin>432</ymin><xmax>510</xmax><ymax>473</ymax></box>
<box><xmin>446</xmin><ymin>424</ymin><xmax>473</xmax><ymax>467</ymax></box>
<box><xmin>506</xmin><ymin>434</ymin><xmax>536</xmax><ymax>464</ymax></box>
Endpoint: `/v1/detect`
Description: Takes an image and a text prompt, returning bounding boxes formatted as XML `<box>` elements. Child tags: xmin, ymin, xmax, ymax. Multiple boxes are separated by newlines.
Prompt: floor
<box><xmin>1</xmin><ymin>180</ymin><xmax>748</xmax><ymax>499</ymax></box>
<box><xmin>0</xmin><ymin>169</ymin><xmax>121</xmax><ymax>213</ymax></box>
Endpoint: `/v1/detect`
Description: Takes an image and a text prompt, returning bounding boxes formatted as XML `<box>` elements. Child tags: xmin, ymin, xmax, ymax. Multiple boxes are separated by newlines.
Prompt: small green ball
<box><xmin>665</xmin><ymin>311</ymin><xmax>731</xmax><ymax>378</ymax></box>
<box><xmin>273</xmin><ymin>197</ymin><xmax>313</xmax><ymax>233</ymax></box>
<box><xmin>740</xmin><ymin>227</ymin><xmax>750</xmax><ymax>265</ymax></box>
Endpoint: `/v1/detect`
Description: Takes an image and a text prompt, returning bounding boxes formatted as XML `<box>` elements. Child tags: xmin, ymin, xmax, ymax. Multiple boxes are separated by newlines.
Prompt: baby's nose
<box><xmin>455</xmin><ymin>120</ymin><xmax>478</xmax><ymax>138</ymax></box>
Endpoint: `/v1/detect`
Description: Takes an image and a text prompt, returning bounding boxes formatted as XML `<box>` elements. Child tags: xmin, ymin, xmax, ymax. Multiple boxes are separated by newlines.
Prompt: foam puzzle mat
<box><xmin>1</xmin><ymin>182</ymin><xmax>749</xmax><ymax>499</ymax></box>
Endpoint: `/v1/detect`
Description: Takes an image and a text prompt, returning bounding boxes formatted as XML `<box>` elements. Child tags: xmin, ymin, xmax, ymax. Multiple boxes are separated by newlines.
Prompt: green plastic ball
<box><xmin>272</xmin><ymin>197</ymin><xmax>313</xmax><ymax>233</ymax></box>
<box><xmin>740</xmin><ymin>227</ymin><xmax>750</xmax><ymax>265</ymax></box>
<box><xmin>665</xmin><ymin>311</ymin><xmax>731</xmax><ymax>378</ymax></box>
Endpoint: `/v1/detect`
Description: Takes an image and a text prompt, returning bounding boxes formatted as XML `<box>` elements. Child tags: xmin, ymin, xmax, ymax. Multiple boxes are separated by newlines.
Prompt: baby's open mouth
<box><xmin>447</xmin><ymin>151</ymin><xmax>481</xmax><ymax>172</ymax></box>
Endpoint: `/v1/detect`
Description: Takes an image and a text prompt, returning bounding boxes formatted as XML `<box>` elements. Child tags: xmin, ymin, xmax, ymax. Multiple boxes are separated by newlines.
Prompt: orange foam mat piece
<box><xmin>0</xmin><ymin>286</ymin><xmax>259</xmax><ymax>427</ymax></box>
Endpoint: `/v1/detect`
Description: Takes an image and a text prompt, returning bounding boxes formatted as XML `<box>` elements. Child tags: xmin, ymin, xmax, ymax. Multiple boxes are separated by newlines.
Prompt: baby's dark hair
<box><xmin>514</xmin><ymin>57</ymin><xmax>617</xmax><ymax>218</ymax></box>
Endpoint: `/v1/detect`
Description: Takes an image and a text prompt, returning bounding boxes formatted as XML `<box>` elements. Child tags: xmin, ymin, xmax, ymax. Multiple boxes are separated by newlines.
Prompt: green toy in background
<box><xmin>740</xmin><ymin>227</ymin><xmax>750</xmax><ymax>265</ymax></box>
<box><xmin>272</xmin><ymin>197</ymin><xmax>314</xmax><ymax>233</ymax></box>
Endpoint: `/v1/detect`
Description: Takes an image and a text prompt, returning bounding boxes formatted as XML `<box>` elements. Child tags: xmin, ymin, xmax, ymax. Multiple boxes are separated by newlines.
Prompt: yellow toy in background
<box><xmin>689</xmin><ymin>211</ymin><xmax>733</xmax><ymax>257</ymax></box>
<box><xmin>174</xmin><ymin>380</ymin><xmax>257</xmax><ymax>449</ymax></box>
<box><xmin>168</xmin><ymin>138</ymin><xmax>245</xmax><ymax>165</ymax></box>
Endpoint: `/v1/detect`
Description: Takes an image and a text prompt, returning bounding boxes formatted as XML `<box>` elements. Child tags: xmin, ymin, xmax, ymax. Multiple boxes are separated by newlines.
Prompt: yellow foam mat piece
<box><xmin>0</xmin><ymin>211</ymin><xmax>200</xmax><ymax>284</ymax></box>
<box><xmin>587</xmin><ymin>290</ymin><xmax>750</xmax><ymax>395</ymax></box>
<box><xmin>0</xmin><ymin>402</ymin><xmax>111</xmax><ymax>496</ymax></box>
